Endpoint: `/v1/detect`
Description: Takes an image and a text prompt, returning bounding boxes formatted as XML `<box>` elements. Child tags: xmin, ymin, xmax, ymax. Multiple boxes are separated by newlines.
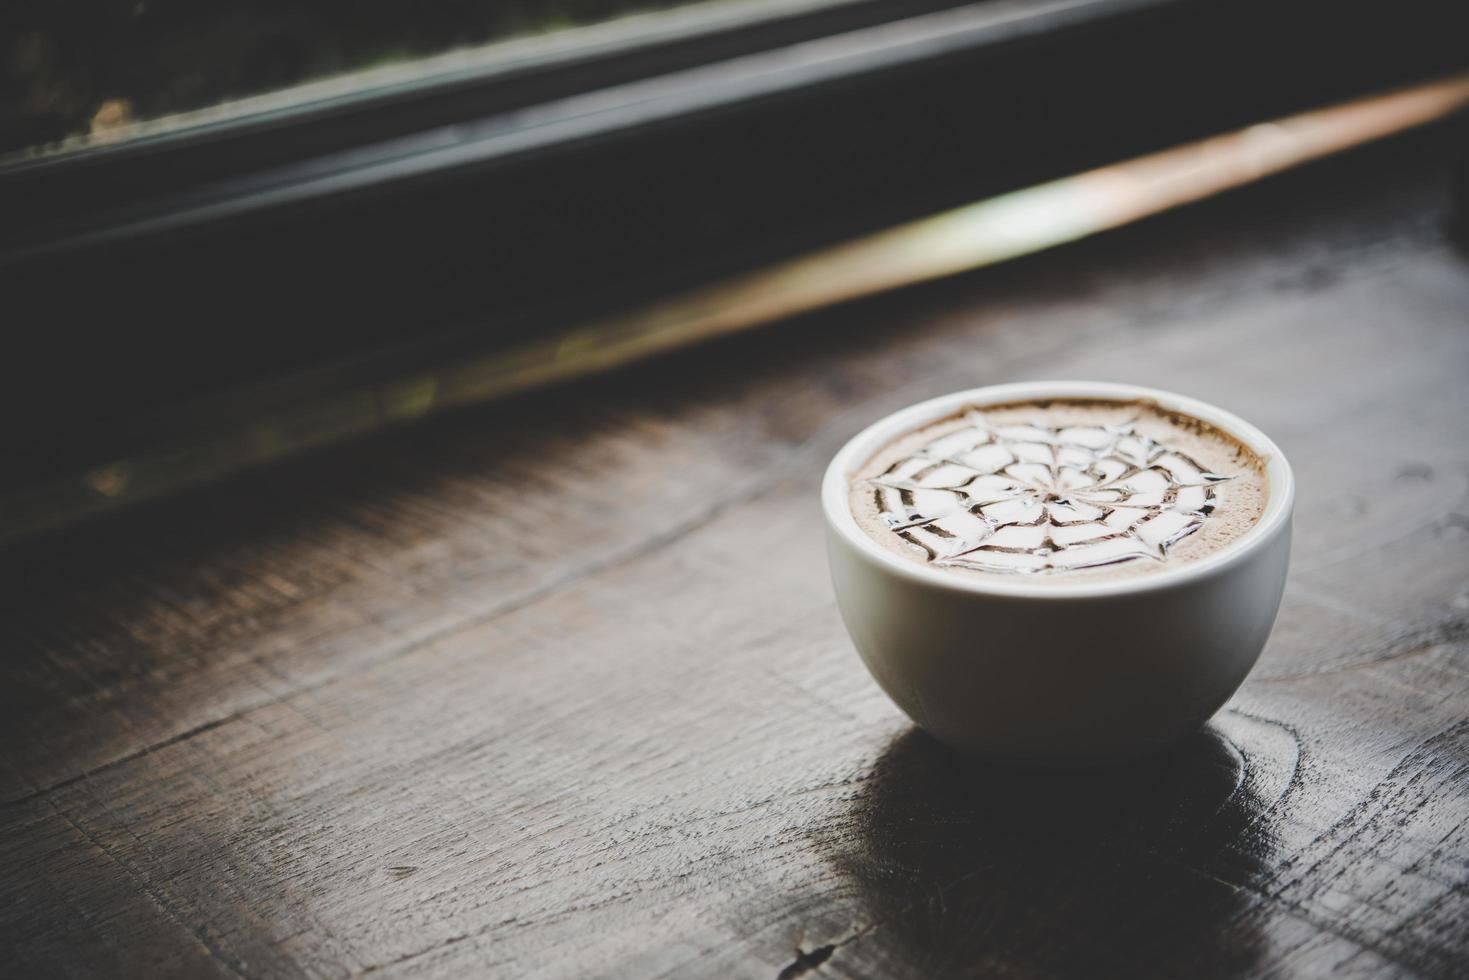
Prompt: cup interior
<box><xmin>821</xmin><ymin>380</ymin><xmax>1295</xmax><ymax>599</ymax></box>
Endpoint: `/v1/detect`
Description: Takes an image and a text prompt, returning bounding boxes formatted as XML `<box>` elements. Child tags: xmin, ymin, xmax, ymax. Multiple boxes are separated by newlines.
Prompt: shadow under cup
<box><xmin>822</xmin><ymin>381</ymin><xmax>1294</xmax><ymax>766</ymax></box>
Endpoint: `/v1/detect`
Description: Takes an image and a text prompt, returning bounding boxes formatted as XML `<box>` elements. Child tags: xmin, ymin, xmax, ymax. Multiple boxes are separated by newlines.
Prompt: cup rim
<box><xmin>821</xmin><ymin>380</ymin><xmax>1295</xmax><ymax>599</ymax></box>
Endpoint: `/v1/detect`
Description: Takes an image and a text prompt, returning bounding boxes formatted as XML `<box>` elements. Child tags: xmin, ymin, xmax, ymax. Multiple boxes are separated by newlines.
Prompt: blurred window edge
<box><xmin>1</xmin><ymin>0</ymin><xmax>996</xmax><ymax>253</ymax></box>
<box><xmin>1</xmin><ymin>0</ymin><xmax>876</xmax><ymax>169</ymax></box>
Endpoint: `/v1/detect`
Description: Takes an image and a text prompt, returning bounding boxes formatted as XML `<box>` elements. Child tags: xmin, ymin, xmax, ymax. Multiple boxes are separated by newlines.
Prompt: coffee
<box><xmin>849</xmin><ymin>398</ymin><xmax>1267</xmax><ymax>583</ymax></box>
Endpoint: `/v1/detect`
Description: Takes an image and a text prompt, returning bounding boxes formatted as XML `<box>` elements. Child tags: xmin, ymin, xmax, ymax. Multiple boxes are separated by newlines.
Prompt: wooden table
<box><xmin>3</xmin><ymin>130</ymin><xmax>1467</xmax><ymax>979</ymax></box>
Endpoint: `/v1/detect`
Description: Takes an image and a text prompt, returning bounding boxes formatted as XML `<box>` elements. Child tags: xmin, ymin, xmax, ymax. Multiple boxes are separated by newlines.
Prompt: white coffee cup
<box><xmin>822</xmin><ymin>381</ymin><xmax>1294</xmax><ymax>766</ymax></box>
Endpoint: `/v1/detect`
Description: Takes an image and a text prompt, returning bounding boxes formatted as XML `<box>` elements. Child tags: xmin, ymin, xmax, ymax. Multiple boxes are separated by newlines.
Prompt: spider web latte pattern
<box><xmin>870</xmin><ymin>412</ymin><xmax>1233</xmax><ymax>574</ymax></box>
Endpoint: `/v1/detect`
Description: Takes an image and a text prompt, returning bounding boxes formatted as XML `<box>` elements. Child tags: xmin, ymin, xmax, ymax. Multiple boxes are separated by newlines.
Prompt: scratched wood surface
<box><xmin>2</xmin><ymin>132</ymin><xmax>1468</xmax><ymax>979</ymax></box>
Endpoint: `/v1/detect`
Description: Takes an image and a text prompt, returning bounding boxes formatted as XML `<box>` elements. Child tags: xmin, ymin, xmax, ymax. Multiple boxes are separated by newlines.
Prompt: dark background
<box><xmin>2</xmin><ymin>0</ymin><xmax>1465</xmax><ymax>495</ymax></box>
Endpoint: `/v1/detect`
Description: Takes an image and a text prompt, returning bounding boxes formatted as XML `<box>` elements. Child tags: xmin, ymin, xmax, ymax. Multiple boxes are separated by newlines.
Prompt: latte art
<box><xmin>850</xmin><ymin>399</ymin><xmax>1268</xmax><ymax>582</ymax></box>
<box><xmin>871</xmin><ymin>414</ymin><xmax>1230</xmax><ymax>573</ymax></box>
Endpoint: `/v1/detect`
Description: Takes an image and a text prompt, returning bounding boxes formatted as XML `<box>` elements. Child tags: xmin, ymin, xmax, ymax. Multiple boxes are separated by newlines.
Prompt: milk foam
<box><xmin>849</xmin><ymin>399</ymin><xmax>1268</xmax><ymax>583</ymax></box>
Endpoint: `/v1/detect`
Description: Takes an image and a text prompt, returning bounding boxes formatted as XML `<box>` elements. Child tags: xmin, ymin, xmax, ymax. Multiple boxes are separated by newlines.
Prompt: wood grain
<box><xmin>2</xmin><ymin>132</ymin><xmax>1467</xmax><ymax>978</ymax></box>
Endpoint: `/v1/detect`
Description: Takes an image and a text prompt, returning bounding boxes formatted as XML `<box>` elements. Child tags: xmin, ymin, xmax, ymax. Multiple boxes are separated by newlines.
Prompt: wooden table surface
<box><xmin>3</xmin><ymin>132</ymin><xmax>1468</xmax><ymax>979</ymax></box>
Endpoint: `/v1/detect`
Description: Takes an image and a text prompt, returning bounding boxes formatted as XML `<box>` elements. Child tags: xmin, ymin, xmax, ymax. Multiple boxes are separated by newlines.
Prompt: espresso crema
<box><xmin>849</xmin><ymin>398</ymin><xmax>1268</xmax><ymax>583</ymax></box>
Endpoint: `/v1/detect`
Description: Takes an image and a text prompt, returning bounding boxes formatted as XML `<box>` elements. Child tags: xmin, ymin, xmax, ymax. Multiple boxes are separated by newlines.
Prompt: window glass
<box><xmin>1</xmin><ymin>0</ymin><xmax>756</xmax><ymax>161</ymax></box>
